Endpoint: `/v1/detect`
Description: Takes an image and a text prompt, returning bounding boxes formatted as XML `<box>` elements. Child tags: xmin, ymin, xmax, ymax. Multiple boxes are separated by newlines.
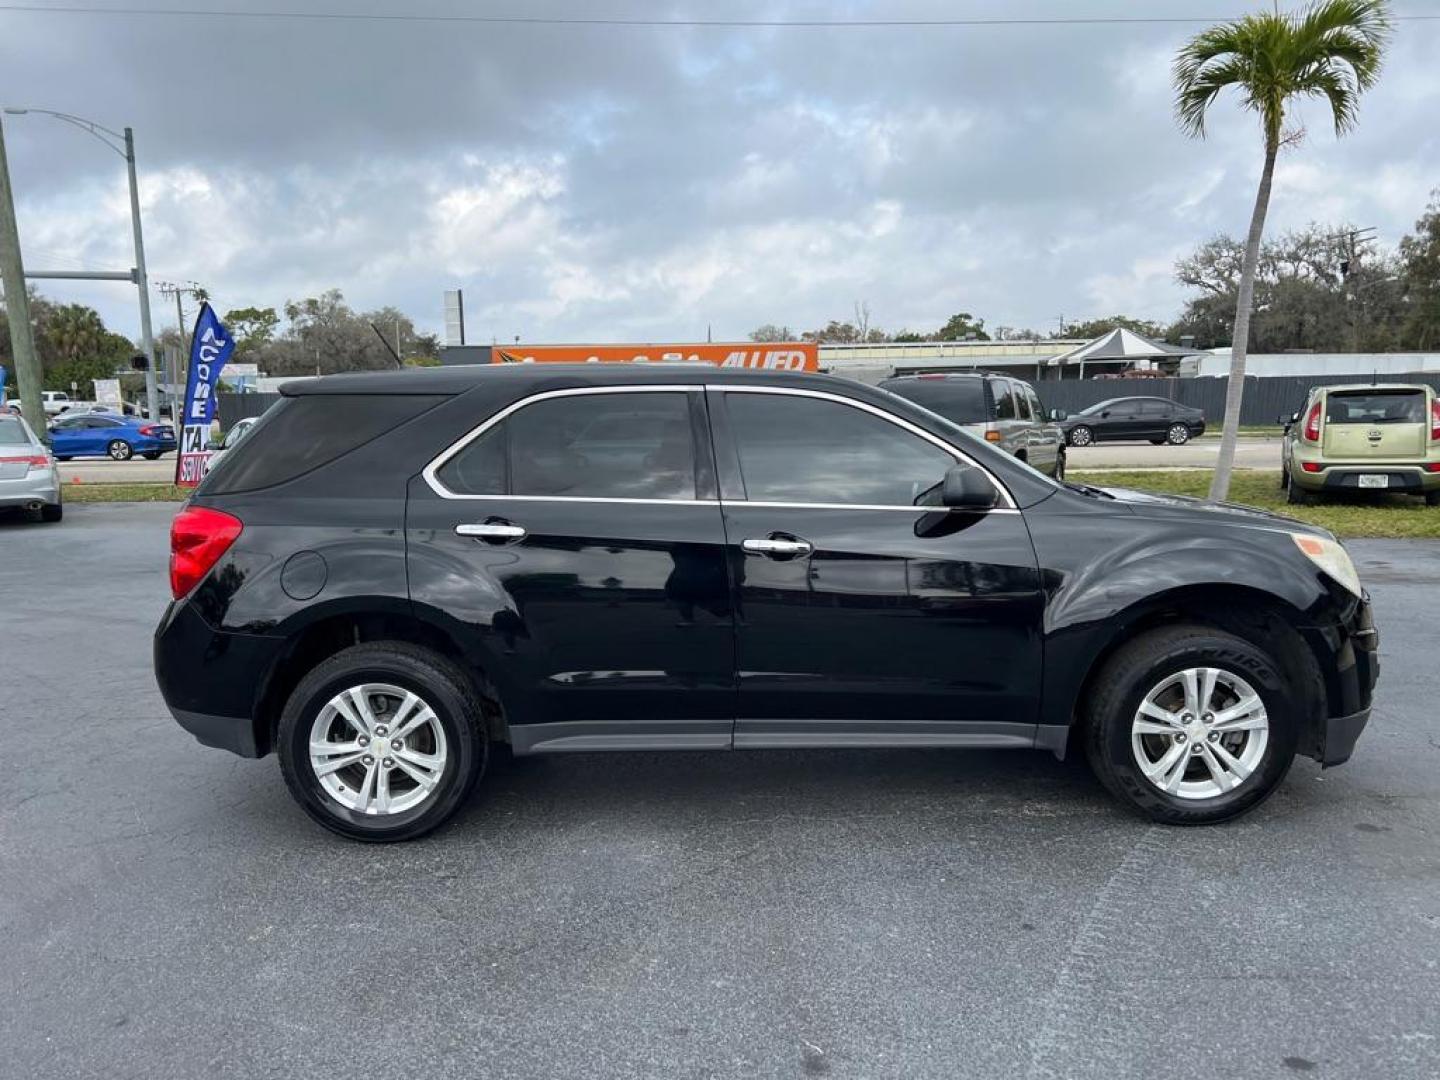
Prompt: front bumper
<box><xmin>0</xmin><ymin>468</ymin><xmax>61</xmax><ymax>507</ymax></box>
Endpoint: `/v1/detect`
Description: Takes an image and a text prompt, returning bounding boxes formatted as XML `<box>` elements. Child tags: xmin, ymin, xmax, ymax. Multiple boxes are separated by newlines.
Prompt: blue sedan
<box><xmin>48</xmin><ymin>412</ymin><xmax>178</xmax><ymax>461</ymax></box>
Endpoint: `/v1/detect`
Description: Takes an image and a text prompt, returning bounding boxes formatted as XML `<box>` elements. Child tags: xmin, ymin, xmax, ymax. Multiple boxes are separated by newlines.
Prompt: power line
<box><xmin>0</xmin><ymin>4</ymin><xmax>1435</xmax><ymax>29</ymax></box>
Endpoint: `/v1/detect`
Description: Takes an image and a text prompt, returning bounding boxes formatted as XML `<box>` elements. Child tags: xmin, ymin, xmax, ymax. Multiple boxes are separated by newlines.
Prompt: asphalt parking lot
<box><xmin>2</xmin><ymin>503</ymin><xmax>1437</xmax><ymax>1080</ymax></box>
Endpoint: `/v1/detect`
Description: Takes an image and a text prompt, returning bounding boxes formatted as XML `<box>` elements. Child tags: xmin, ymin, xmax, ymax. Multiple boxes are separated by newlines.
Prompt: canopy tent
<box><xmin>1048</xmin><ymin>328</ymin><xmax>1199</xmax><ymax>378</ymax></box>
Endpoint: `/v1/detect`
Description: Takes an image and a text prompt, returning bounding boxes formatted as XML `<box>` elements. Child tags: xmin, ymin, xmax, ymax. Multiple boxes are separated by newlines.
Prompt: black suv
<box><xmin>155</xmin><ymin>365</ymin><xmax>1378</xmax><ymax>841</ymax></box>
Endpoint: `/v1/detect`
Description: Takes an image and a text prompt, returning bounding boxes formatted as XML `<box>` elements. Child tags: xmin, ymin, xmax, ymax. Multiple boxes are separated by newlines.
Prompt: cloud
<box><xmin>1</xmin><ymin>0</ymin><xmax>1436</xmax><ymax>345</ymax></box>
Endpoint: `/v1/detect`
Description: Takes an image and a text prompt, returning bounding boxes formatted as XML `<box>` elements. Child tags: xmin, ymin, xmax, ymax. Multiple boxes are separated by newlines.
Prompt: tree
<box><xmin>934</xmin><ymin>312</ymin><xmax>990</xmax><ymax>341</ymax></box>
<box><xmin>223</xmin><ymin>306</ymin><xmax>279</xmax><ymax>359</ymax></box>
<box><xmin>1400</xmin><ymin>191</ymin><xmax>1440</xmax><ymax>349</ymax></box>
<box><xmin>1063</xmin><ymin>315</ymin><xmax>1168</xmax><ymax>341</ymax></box>
<box><xmin>1174</xmin><ymin>0</ymin><xmax>1390</xmax><ymax>500</ymax></box>
<box><xmin>748</xmin><ymin>324</ymin><xmax>794</xmax><ymax>342</ymax></box>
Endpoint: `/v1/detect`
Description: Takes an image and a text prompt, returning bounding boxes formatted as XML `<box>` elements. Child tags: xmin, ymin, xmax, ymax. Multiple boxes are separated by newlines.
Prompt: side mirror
<box><xmin>1100</xmin><ymin>411</ymin><xmax>1111</xmax><ymax>419</ymax></box>
<box><xmin>941</xmin><ymin>464</ymin><xmax>999</xmax><ymax>510</ymax></box>
<box><xmin>1048</xmin><ymin>408</ymin><xmax>1067</xmax><ymax>422</ymax></box>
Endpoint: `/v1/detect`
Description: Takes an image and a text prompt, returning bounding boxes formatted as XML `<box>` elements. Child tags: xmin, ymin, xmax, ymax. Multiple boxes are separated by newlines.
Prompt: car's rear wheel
<box><xmin>277</xmin><ymin>643</ymin><xmax>488</xmax><ymax>841</ymax></box>
<box><xmin>107</xmin><ymin>440</ymin><xmax>133</xmax><ymax>461</ymax></box>
<box><xmin>1426</xmin><ymin>490</ymin><xmax>1440</xmax><ymax>507</ymax></box>
<box><xmin>1083</xmin><ymin>625</ymin><xmax>1298</xmax><ymax>825</ymax></box>
<box><xmin>1287</xmin><ymin>470</ymin><xmax>1316</xmax><ymax>505</ymax></box>
<box><xmin>1068</xmin><ymin>426</ymin><xmax>1093</xmax><ymax>447</ymax></box>
<box><xmin>39</xmin><ymin>502</ymin><xmax>62</xmax><ymax>523</ymax></box>
<box><xmin>1053</xmin><ymin>450</ymin><xmax>1066</xmax><ymax>481</ymax></box>
<box><xmin>142</xmin><ymin>451</ymin><xmax>161</xmax><ymax>460</ymax></box>
<box><xmin>1166</xmin><ymin>424</ymin><xmax>1190</xmax><ymax>445</ymax></box>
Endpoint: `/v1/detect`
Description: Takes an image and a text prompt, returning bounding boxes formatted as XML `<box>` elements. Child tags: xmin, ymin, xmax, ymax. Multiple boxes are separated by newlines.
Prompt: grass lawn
<box><xmin>1071</xmin><ymin>469</ymin><xmax>1440</xmax><ymax>540</ymax></box>
<box><xmin>64</xmin><ymin>482</ymin><xmax>189</xmax><ymax>503</ymax></box>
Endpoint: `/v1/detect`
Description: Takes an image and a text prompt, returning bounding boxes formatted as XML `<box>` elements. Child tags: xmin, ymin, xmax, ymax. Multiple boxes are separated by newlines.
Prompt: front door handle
<box><xmin>455</xmin><ymin>522</ymin><xmax>527</xmax><ymax>542</ymax></box>
<box><xmin>742</xmin><ymin>535</ymin><xmax>813</xmax><ymax>558</ymax></box>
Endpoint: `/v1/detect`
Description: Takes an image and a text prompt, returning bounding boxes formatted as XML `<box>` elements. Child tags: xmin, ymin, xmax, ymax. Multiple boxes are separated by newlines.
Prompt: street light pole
<box><xmin>124</xmin><ymin>127</ymin><xmax>159</xmax><ymax>421</ymax></box>
<box><xmin>0</xmin><ymin>115</ymin><xmax>44</xmax><ymax>433</ymax></box>
<box><xmin>1</xmin><ymin>108</ymin><xmax>158</xmax><ymax>419</ymax></box>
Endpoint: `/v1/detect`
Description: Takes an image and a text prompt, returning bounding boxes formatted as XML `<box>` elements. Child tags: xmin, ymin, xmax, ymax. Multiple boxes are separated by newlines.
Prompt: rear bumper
<box><xmin>154</xmin><ymin>599</ymin><xmax>284</xmax><ymax>758</ymax></box>
<box><xmin>0</xmin><ymin>469</ymin><xmax>61</xmax><ymax>507</ymax></box>
<box><xmin>1293</xmin><ymin>464</ymin><xmax>1439</xmax><ymax>492</ymax></box>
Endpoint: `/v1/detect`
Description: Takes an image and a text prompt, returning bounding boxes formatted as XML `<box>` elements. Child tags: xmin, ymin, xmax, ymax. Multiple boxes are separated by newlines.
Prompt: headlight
<box><xmin>1291</xmin><ymin>533</ymin><xmax>1363</xmax><ymax>597</ymax></box>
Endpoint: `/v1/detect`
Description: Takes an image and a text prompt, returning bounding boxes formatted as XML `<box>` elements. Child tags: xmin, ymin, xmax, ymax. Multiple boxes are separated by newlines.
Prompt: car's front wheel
<box><xmin>107</xmin><ymin>440</ymin><xmax>133</xmax><ymax>461</ymax></box>
<box><xmin>1166</xmin><ymin>423</ymin><xmax>1190</xmax><ymax>445</ymax></box>
<box><xmin>1068</xmin><ymin>425</ymin><xmax>1093</xmax><ymax>447</ymax></box>
<box><xmin>1083</xmin><ymin>625</ymin><xmax>1298</xmax><ymax>825</ymax></box>
<box><xmin>277</xmin><ymin>643</ymin><xmax>488</xmax><ymax>841</ymax></box>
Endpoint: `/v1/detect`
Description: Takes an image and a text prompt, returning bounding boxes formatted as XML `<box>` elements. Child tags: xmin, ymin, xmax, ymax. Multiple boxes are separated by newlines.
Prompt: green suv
<box><xmin>1280</xmin><ymin>383</ymin><xmax>1440</xmax><ymax>505</ymax></box>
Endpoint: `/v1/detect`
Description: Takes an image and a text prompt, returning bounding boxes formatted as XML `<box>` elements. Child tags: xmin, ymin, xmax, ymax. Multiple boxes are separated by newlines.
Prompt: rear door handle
<box><xmin>455</xmin><ymin>522</ymin><xmax>527</xmax><ymax>542</ymax></box>
<box><xmin>742</xmin><ymin>536</ymin><xmax>813</xmax><ymax>557</ymax></box>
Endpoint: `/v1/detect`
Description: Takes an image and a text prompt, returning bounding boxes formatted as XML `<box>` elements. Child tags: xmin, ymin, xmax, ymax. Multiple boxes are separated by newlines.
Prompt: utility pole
<box><xmin>0</xmin><ymin>116</ymin><xmax>44</xmax><ymax>436</ymax></box>
<box><xmin>124</xmin><ymin>128</ymin><xmax>159</xmax><ymax>421</ymax></box>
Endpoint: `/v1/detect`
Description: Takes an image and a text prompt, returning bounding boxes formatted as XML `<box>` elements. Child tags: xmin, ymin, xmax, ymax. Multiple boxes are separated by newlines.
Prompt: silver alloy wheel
<box><xmin>1130</xmin><ymin>667</ymin><xmax>1269</xmax><ymax>801</ymax></box>
<box><xmin>1167</xmin><ymin>424</ymin><xmax>1189</xmax><ymax>445</ymax></box>
<box><xmin>1070</xmin><ymin>427</ymin><xmax>1092</xmax><ymax>447</ymax></box>
<box><xmin>108</xmin><ymin>440</ymin><xmax>132</xmax><ymax>460</ymax></box>
<box><xmin>309</xmin><ymin>682</ymin><xmax>448</xmax><ymax>815</ymax></box>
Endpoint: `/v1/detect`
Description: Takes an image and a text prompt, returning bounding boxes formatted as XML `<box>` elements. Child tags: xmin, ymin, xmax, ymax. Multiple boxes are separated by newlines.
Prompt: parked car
<box><xmin>879</xmin><ymin>372</ymin><xmax>1066</xmax><ymax>478</ymax></box>
<box><xmin>154</xmin><ymin>365</ymin><xmax>1379</xmax><ymax>841</ymax></box>
<box><xmin>208</xmin><ymin>416</ymin><xmax>256</xmax><ymax>466</ymax></box>
<box><xmin>0</xmin><ymin>411</ymin><xmax>61</xmax><ymax>522</ymax></box>
<box><xmin>1060</xmin><ymin>396</ymin><xmax>1206</xmax><ymax>447</ymax></box>
<box><xmin>1280</xmin><ymin>383</ymin><xmax>1440</xmax><ymax>506</ymax></box>
<box><xmin>48</xmin><ymin>411</ymin><xmax>176</xmax><ymax>461</ymax></box>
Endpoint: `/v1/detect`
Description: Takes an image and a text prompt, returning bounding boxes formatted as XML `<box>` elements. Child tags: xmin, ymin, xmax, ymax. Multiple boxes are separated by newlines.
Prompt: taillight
<box><xmin>169</xmin><ymin>506</ymin><xmax>243</xmax><ymax>600</ymax></box>
<box><xmin>1303</xmin><ymin>401</ymin><xmax>1322</xmax><ymax>442</ymax></box>
<box><xmin>139</xmin><ymin>424</ymin><xmax>158</xmax><ymax>436</ymax></box>
<box><xmin>1430</xmin><ymin>399</ymin><xmax>1440</xmax><ymax>441</ymax></box>
<box><xmin>0</xmin><ymin>454</ymin><xmax>48</xmax><ymax>469</ymax></box>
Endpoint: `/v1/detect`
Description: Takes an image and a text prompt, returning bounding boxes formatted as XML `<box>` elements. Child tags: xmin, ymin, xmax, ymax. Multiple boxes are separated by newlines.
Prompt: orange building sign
<box><xmin>490</xmin><ymin>342</ymin><xmax>817</xmax><ymax>371</ymax></box>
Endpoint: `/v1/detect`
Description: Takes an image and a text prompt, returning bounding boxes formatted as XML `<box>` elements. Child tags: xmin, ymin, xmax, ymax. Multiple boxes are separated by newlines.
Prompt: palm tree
<box><xmin>1174</xmin><ymin>0</ymin><xmax>1390</xmax><ymax>501</ymax></box>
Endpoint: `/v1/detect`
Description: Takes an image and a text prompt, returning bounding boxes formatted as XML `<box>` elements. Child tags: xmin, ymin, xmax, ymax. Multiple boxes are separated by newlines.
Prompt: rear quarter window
<box><xmin>881</xmin><ymin>379</ymin><xmax>990</xmax><ymax>424</ymax></box>
<box><xmin>199</xmin><ymin>394</ymin><xmax>446</xmax><ymax>494</ymax></box>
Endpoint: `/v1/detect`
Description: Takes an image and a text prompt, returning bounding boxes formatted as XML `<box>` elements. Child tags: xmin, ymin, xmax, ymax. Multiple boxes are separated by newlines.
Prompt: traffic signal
<box><xmin>131</xmin><ymin>353</ymin><xmax>149</xmax><ymax>371</ymax></box>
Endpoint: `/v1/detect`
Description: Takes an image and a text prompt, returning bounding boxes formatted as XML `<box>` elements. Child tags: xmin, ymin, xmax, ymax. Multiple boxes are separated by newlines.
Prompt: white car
<box><xmin>209</xmin><ymin>417</ymin><xmax>257</xmax><ymax>464</ymax></box>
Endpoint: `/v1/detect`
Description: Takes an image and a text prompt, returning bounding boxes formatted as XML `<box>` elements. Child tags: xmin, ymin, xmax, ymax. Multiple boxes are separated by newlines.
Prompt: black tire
<box><xmin>56</xmin><ymin>456</ymin><xmax>71</xmax><ymax>462</ymax></box>
<box><xmin>1279</xmin><ymin>461</ymin><xmax>1289</xmax><ymax>490</ymax></box>
<box><xmin>1286</xmin><ymin>471</ymin><xmax>1316</xmax><ymax>505</ymax></box>
<box><xmin>1166</xmin><ymin>423</ymin><xmax>1190</xmax><ymax>446</ymax></box>
<box><xmin>277</xmin><ymin>642</ymin><xmax>488</xmax><ymax>842</ymax></box>
<box><xmin>1083</xmin><ymin>625</ymin><xmax>1299</xmax><ymax>825</ymax></box>
<box><xmin>1068</xmin><ymin>426</ymin><xmax>1093</xmax><ymax>448</ymax></box>
<box><xmin>141</xmin><ymin>451</ymin><xmax>161</xmax><ymax>460</ymax></box>
<box><xmin>1426</xmin><ymin>490</ymin><xmax>1440</xmax><ymax>507</ymax></box>
<box><xmin>107</xmin><ymin>439</ymin><xmax>133</xmax><ymax>461</ymax></box>
<box><xmin>1052</xmin><ymin>450</ymin><xmax>1066</xmax><ymax>481</ymax></box>
<box><xmin>1149</xmin><ymin>438</ymin><xmax>1166</xmax><ymax>445</ymax></box>
<box><xmin>39</xmin><ymin>502</ymin><xmax>62</xmax><ymax>523</ymax></box>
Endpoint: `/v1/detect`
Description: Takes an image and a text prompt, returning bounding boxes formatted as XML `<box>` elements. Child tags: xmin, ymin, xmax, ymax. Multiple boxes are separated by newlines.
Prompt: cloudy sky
<box><xmin>2</xmin><ymin>0</ymin><xmax>1437</xmax><ymax>346</ymax></box>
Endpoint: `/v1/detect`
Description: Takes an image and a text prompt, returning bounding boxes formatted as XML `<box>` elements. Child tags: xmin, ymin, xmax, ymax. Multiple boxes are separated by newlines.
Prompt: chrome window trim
<box><xmin>422</xmin><ymin>381</ymin><xmax>1017</xmax><ymax>511</ymax></box>
<box><xmin>710</xmin><ymin>384</ymin><xmax>1017</xmax><ymax>510</ymax></box>
<box><xmin>421</xmin><ymin>385</ymin><xmax>707</xmax><ymax>502</ymax></box>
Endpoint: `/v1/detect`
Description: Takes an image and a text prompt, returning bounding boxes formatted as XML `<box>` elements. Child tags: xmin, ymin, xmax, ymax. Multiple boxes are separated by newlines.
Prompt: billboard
<box><xmin>489</xmin><ymin>342</ymin><xmax>817</xmax><ymax>371</ymax></box>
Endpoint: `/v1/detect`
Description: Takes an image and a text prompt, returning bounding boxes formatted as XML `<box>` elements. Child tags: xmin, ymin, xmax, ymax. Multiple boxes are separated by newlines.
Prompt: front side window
<box><xmin>437</xmin><ymin>392</ymin><xmax>698</xmax><ymax>500</ymax></box>
<box><xmin>726</xmin><ymin>393</ymin><xmax>955</xmax><ymax>506</ymax></box>
<box><xmin>1013</xmin><ymin>384</ymin><xmax>1033</xmax><ymax>421</ymax></box>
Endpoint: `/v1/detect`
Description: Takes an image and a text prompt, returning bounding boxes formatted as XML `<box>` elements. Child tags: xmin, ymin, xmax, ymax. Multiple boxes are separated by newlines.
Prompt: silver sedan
<box><xmin>0</xmin><ymin>411</ymin><xmax>62</xmax><ymax>522</ymax></box>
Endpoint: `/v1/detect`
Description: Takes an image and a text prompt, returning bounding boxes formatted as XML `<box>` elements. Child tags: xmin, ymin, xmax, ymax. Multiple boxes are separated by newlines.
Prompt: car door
<box><xmin>991</xmin><ymin>378</ymin><xmax>1022</xmax><ymax>454</ymax></box>
<box><xmin>1138</xmin><ymin>399</ymin><xmax>1171</xmax><ymax>440</ymax></box>
<box><xmin>84</xmin><ymin>416</ymin><xmax>122</xmax><ymax>454</ymax></box>
<box><xmin>709</xmin><ymin>385</ymin><xmax>1045</xmax><ymax>747</ymax></box>
<box><xmin>49</xmin><ymin>415</ymin><xmax>88</xmax><ymax>455</ymax></box>
<box><xmin>405</xmin><ymin>386</ymin><xmax>736</xmax><ymax>753</ymax></box>
<box><xmin>1021</xmin><ymin>385</ymin><xmax>1059</xmax><ymax>474</ymax></box>
<box><xmin>1098</xmin><ymin>399</ymin><xmax>1142</xmax><ymax>442</ymax></box>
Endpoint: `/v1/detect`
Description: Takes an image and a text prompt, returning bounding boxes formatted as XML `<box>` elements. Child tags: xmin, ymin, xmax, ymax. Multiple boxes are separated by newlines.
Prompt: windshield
<box><xmin>1325</xmin><ymin>390</ymin><xmax>1425</xmax><ymax>424</ymax></box>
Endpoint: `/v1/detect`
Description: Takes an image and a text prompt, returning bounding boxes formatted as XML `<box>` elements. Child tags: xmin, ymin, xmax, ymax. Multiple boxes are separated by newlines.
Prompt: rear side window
<box><xmin>993</xmin><ymin>382</ymin><xmax>1017</xmax><ymax>420</ymax></box>
<box><xmin>0</xmin><ymin>419</ymin><xmax>28</xmax><ymax>445</ymax></box>
<box><xmin>1324</xmin><ymin>390</ymin><xmax>1425</xmax><ymax>424</ymax></box>
<box><xmin>880</xmin><ymin>379</ymin><xmax>989</xmax><ymax>424</ymax></box>
<box><xmin>200</xmin><ymin>394</ymin><xmax>445</xmax><ymax>494</ymax></box>
<box><xmin>1140</xmin><ymin>400</ymin><xmax>1171</xmax><ymax>416</ymax></box>
<box><xmin>1013</xmin><ymin>383</ymin><xmax>1033</xmax><ymax>420</ymax></box>
<box><xmin>436</xmin><ymin>391</ymin><xmax>699</xmax><ymax>500</ymax></box>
